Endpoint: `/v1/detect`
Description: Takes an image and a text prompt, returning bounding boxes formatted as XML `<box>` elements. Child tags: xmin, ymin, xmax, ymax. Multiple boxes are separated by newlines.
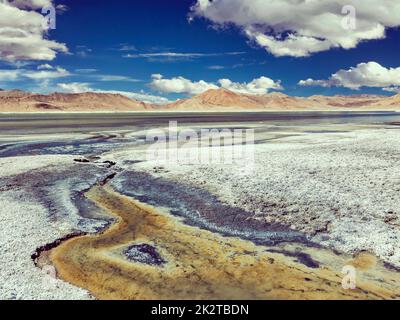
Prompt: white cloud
<box><xmin>75</xmin><ymin>45</ymin><xmax>92</xmax><ymax>58</ymax></box>
<box><xmin>150</xmin><ymin>74</ymin><xmax>218</xmax><ymax>95</ymax></box>
<box><xmin>75</xmin><ymin>68</ymin><xmax>97</xmax><ymax>73</ymax></box>
<box><xmin>298</xmin><ymin>62</ymin><xmax>400</xmax><ymax>90</ymax></box>
<box><xmin>124</xmin><ymin>51</ymin><xmax>244</xmax><ymax>61</ymax></box>
<box><xmin>208</xmin><ymin>65</ymin><xmax>225</xmax><ymax>70</ymax></box>
<box><xmin>37</xmin><ymin>63</ymin><xmax>54</xmax><ymax>70</ymax></box>
<box><xmin>56</xmin><ymin>82</ymin><xmax>171</xmax><ymax>105</ymax></box>
<box><xmin>0</xmin><ymin>1</ymin><xmax>67</xmax><ymax>61</ymax></box>
<box><xmin>24</xmin><ymin>66</ymin><xmax>70</xmax><ymax>80</ymax></box>
<box><xmin>57</xmin><ymin>82</ymin><xmax>91</xmax><ymax>93</ymax></box>
<box><xmin>219</xmin><ymin>76</ymin><xmax>282</xmax><ymax>95</ymax></box>
<box><xmin>382</xmin><ymin>86</ymin><xmax>400</xmax><ymax>93</ymax></box>
<box><xmin>114</xmin><ymin>90</ymin><xmax>171</xmax><ymax>105</ymax></box>
<box><xmin>118</xmin><ymin>44</ymin><xmax>137</xmax><ymax>51</ymax></box>
<box><xmin>150</xmin><ymin>74</ymin><xmax>282</xmax><ymax>95</ymax></box>
<box><xmin>0</xmin><ymin>66</ymin><xmax>69</xmax><ymax>81</ymax></box>
<box><xmin>190</xmin><ymin>0</ymin><xmax>400</xmax><ymax>57</ymax></box>
<box><xmin>298</xmin><ymin>79</ymin><xmax>331</xmax><ymax>88</ymax></box>
<box><xmin>55</xmin><ymin>4</ymin><xmax>68</xmax><ymax>13</ymax></box>
<box><xmin>92</xmin><ymin>75</ymin><xmax>141</xmax><ymax>82</ymax></box>
<box><xmin>7</xmin><ymin>0</ymin><xmax>53</xmax><ymax>9</ymax></box>
<box><xmin>151</xmin><ymin>74</ymin><xmax>162</xmax><ymax>80</ymax></box>
<box><xmin>0</xmin><ymin>69</ymin><xmax>20</xmax><ymax>81</ymax></box>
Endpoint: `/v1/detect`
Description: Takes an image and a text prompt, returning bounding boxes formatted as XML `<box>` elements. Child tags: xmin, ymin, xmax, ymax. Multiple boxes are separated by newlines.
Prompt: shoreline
<box><xmin>0</xmin><ymin>109</ymin><xmax>399</xmax><ymax>115</ymax></box>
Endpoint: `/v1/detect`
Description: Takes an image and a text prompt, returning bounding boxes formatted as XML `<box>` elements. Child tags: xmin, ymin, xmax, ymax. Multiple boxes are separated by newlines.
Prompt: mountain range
<box><xmin>0</xmin><ymin>88</ymin><xmax>399</xmax><ymax>112</ymax></box>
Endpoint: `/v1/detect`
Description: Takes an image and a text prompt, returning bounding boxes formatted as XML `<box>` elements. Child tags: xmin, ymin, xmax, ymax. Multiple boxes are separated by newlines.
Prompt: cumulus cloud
<box><xmin>57</xmin><ymin>82</ymin><xmax>171</xmax><ymax>105</ymax></box>
<box><xmin>0</xmin><ymin>0</ymin><xmax>67</xmax><ymax>61</ymax></box>
<box><xmin>37</xmin><ymin>63</ymin><xmax>54</xmax><ymax>70</ymax></box>
<box><xmin>219</xmin><ymin>77</ymin><xmax>282</xmax><ymax>95</ymax></box>
<box><xmin>119</xmin><ymin>91</ymin><xmax>171</xmax><ymax>105</ymax></box>
<box><xmin>150</xmin><ymin>74</ymin><xmax>218</xmax><ymax>95</ymax></box>
<box><xmin>190</xmin><ymin>0</ymin><xmax>400</xmax><ymax>57</ymax></box>
<box><xmin>150</xmin><ymin>74</ymin><xmax>282</xmax><ymax>95</ymax></box>
<box><xmin>298</xmin><ymin>79</ymin><xmax>332</xmax><ymax>88</ymax></box>
<box><xmin>7</xmin><ymin>0</ymin><xmax>53</xmax><ymax>9</ymax></box>
<box><xmin>57</xmin><ymin>82</ymin><xmax>91</xmax><ymax>93</ymax></box>
<box><xmin>298</xmin><ymin>62</ymin><xmax>400</xmax><ymax>91</ymax></box>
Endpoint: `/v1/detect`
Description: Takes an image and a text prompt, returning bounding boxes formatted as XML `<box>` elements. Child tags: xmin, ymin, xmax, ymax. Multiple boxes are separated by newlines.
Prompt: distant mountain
<box><xmin>163</xmin><ymin>88</ymin><xmax>400</xmax><ymax>111</ymax></box>
<box><xmin>0</xmin><ymin>89</ymin><xmax>30</xmax><ymax>99</ymax></box>
<box><xmin>0</xmin><ymin>90</ymin><xmax>148</xmax><ymax>112</ymax></box>
<box><xmin>0</xmin><ymin>88</ymin><xmax>399</xmax><ymax>112</ymax></box>
<box><xmin>167</xmin><ymin>88</ymin><xmax>263</xmax><ymax>110</ymax></box>
<box><xmin>376</xmin><ymin>93</ymin><xmax>400</xmax><ymax>107</ymax></box>
<box><xmin>306</xmin><ymin>94</ymin><xmax>387</xmax><ymax>109</ymax></box>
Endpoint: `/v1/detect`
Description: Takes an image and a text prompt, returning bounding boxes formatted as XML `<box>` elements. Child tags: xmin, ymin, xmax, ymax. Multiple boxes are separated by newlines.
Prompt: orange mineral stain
<box><xmin>50</xmin><ymin>185</ymin><xmax>400</xmax><ymax>300</ymax></box>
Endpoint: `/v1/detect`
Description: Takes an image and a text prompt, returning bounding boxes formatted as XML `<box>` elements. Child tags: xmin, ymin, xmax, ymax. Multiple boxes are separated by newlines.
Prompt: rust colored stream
<box><xmin>50</xmin><ymin>185</ymin><xmax>400</xmax><ymax>299</ymax></box>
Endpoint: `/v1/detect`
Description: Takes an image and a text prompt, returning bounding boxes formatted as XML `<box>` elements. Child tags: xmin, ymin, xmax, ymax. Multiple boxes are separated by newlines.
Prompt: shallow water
<box><xmin>1</xmin><ymin>111</ymin><xmax>399</xmax><ymax>135</ymax></box>
<box><xmin>1</xmin><ymin>111</ymin><xmax>399</xmax><ymax>157</ymax></box>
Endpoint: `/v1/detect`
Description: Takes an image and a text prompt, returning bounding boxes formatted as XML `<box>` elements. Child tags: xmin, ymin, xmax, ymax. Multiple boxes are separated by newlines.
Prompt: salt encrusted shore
<box><xmin>104</xmin><ymin>126</ymin><xmax>400</xmax><ymax>268</ymax></box>
<box><xmin>0</xmin><ymin>156</ymin><xmax>97</xmax><ymax>300</ymax></box>
<box><xmin>1</xmin><ymin>120</ymin><xmax>399</xmax><ymax>299</ymax></box>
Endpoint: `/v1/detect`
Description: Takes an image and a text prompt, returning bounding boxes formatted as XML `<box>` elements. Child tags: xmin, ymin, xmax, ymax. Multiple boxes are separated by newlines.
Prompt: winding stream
<box><xmin>49</xmin><ymin>184</ymin><xmax>400</xmax><ymax>300</ymax></box>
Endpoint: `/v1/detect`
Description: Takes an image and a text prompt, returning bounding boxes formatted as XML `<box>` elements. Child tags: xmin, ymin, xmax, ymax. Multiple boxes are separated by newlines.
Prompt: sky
<box><xmin>1</xmin><ymin>0</ymin><xmax>400</xmax><ymax>104</ymax></box>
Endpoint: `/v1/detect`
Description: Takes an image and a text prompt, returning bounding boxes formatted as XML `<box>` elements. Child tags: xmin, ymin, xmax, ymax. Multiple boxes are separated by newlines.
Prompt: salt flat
<box><xmin>0</xmin><ymin>156</ymin><xmax>91</xmax><ymax>299</ymax></box>
<box><xmin>107</xmin><ymin>125</ymin><xmax>400</xmax><ymax>268</ymax></box>
<box><xmin>1</xmin><ymin>113</ymin><xmax>399</xmax><ymax>299</ymax></box>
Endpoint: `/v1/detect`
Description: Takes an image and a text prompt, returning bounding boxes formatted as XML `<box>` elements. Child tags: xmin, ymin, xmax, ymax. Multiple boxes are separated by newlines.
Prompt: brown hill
<box><xmin>1</xmin><ymin>89</ymin><xmax>399</xmax><ymax>112</ymax></box>
<box><xmin>0</xmin><ymin>89</ymin><xmax>30</xmax><ymax>98</ymax></box>
<box><xmin>167</xmin><ymin>88</ymin><xmax>263</xmax><ymax>110</ymax></box>
<box><xmin>165</xmin><ymin>89</ymin><xmax>308</xmax><ymax>110</ymax></box>
<box><xmin>0</xmin><ymin>90</ymin><xmax>148</xmax><ymax>112</ymax></box>
<box><xmin>374</xmin><ymin>94</ymin><xmax>400</xmax><ymax>107</ymax></box>
<box><xmin>246</xmin><ymin>92</ymin><xmax>309</xmax><ymax>110</ymax></box>
<box><xmin>164</xmin><ymin>89</ymin><xmax>400</xmax><ymax>111</ymax></box>
<box><xmin>307</xmin><ymin>95</ymin><xmax>387</xmax><ymax>108</ymax></box>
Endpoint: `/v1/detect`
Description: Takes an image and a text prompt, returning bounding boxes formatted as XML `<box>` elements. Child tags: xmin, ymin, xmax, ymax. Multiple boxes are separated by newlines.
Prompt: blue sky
<box><xmin>1</xmin><ymin>0</ymin><xmax>400</xmax><ymax>103</ymax></box>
